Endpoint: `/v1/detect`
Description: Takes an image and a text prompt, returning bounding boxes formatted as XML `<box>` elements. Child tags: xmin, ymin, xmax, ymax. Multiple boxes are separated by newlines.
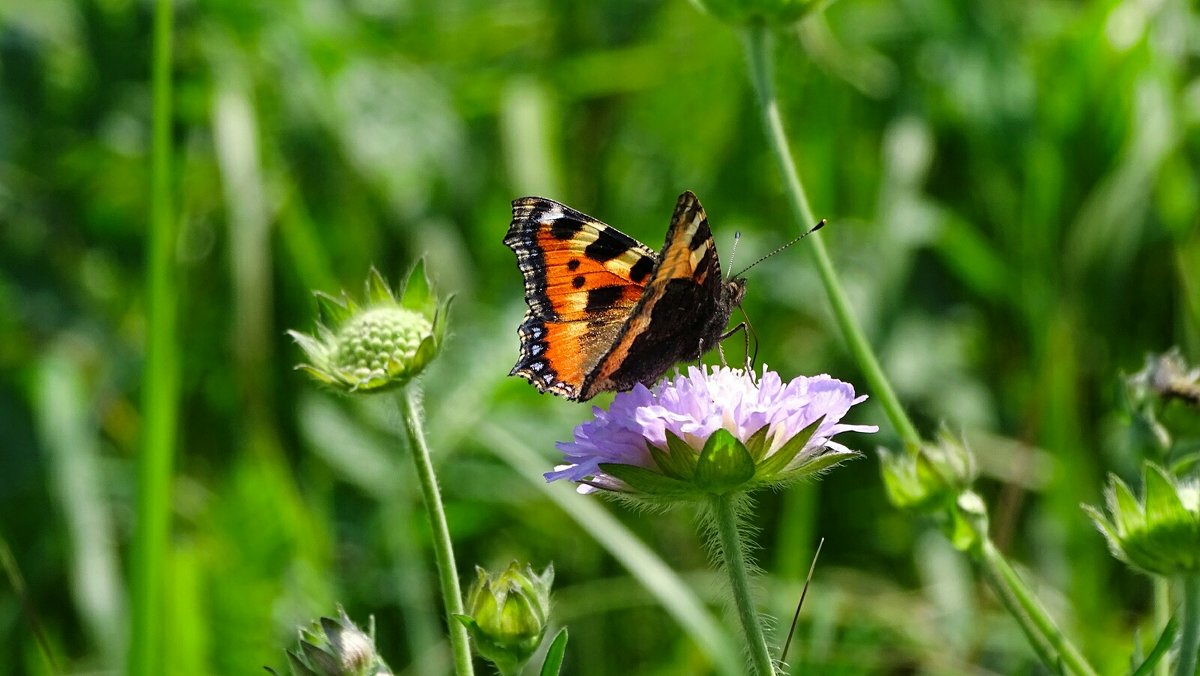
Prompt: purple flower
<box><xmin>547</xmin><ymin>366</ymin><xmax>877</xmax><ymax>497</ymax></box>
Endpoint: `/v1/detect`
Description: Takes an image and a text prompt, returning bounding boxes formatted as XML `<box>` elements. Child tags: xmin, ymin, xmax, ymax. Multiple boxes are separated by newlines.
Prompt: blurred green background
<box><xmin>2</xmin><ymin>0</ymin><xmax>1198</xmax><ymax>673</ymax></box>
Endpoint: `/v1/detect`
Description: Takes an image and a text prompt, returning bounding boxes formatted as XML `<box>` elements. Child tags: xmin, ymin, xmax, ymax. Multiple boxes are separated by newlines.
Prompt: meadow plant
<box><xmin>288</xmin><ymin>263</ymin><xmax>473</xmax><ymax>675</ymax></box>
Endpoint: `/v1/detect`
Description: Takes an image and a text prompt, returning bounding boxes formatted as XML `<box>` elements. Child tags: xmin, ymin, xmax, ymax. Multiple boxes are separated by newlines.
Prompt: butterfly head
<box><xmin>725</xmin><ymin>276</ymin><xmax>747</xmax><ymax>308</ymax></box>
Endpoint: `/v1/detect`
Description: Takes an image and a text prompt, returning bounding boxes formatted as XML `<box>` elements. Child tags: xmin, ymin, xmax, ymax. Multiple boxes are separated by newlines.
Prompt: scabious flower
<box><xmin>546</xmin><ymin>365</ymin><xmax>876</xmax><ymax>500</ymax></box>
<box><xmin>1085</xmin><ymin>463</ymin><xmax>1200</xmax><ymax>577</ymax></box>
<box><xmin>456</xmin><ymin>562</ymin><xmax>555</xmax><ymax>676</ymax></box>
<box><xmin>288</xmin><ymin>262</ymin><xmax>451</xmax><ymax>393</ymax></box>
<box><xmin>284</xmin><ymin>606</ymin><xmax>392</xmax><ymax>676</ymax></box>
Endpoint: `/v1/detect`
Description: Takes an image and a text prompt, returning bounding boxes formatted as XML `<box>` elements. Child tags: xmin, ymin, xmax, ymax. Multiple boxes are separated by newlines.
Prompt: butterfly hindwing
<box><xmin>505</xmin><ymin>191</ymin><xmax>746</xmax><ymax>401</ymax></box>
<box><xmin>505</xmin><ymin>197</ymin><xmax>659</xmax><ymax>399</ymax></box>
<box><xmin>580</xmin><ymin>192</ymin><xmax>741</xmax><ymax>399</ymax></box>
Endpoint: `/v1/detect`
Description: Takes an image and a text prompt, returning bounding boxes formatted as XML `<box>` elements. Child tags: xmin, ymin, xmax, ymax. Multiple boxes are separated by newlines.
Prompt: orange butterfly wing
<box><xmin>504</xmin><ymin>197</ymin><xmax>658</xmax><ymax>399</ymax></box>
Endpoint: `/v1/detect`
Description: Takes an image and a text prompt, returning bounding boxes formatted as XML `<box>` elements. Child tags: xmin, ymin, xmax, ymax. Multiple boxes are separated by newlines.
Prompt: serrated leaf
<box><xmin>754</xmin><ymin>415</ymin><xmax>825</xmax><ymax>479</ymax></box>
<box><xmin>539</xmin><ymin>628</ymin><xmax>569</xmax><ymax>676</ymax></box>
<box><xmin>599</xmin><ymin>463</ymin><xmax>695</xmax><ymax>496</ymax></box>
<box><xmin>694</xmin><ymin>429</ymin><xmax>754</xmax><ymax>493</ymax></box>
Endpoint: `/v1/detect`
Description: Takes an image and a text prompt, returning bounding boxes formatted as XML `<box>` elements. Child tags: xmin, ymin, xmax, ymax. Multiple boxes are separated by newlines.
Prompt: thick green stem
<box><xmin>129</xmin><ymin>0</ymin><xmax>178</xmax><ymax>672</ymax></box>
<box><xmin>710</xmin><ymin>494</ymin><xmax>775</xmax><ymax>676</ymax></box>
<box><xmin>1176</xmin><ymin>576</ymin><xmax>1200</xmax><ymax>676</ymax></box>
<box><xmin>979</xmin><ymin>541</ymin><xmax>1098</xmax><ymax>676</ymax></box>
<box><xmin>399</xmin><ymin>387</ymin><xmax>474</xmax><ymax>676</ymax></box>
<box><xmin>739</xmin><ymin>22</ymin><xmax>922</xmax><ymax>452</ymax></box>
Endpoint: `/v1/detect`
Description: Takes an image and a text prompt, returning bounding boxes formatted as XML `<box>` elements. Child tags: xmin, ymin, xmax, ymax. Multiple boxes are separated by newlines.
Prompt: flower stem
<box><xmin>130</xmin><ymin>0</ymin><xmax>178</xmax><ymax>671</ymax></box>
<box><xmin>1176</xmin><ymin>576</ymin><xmax>1200</xmax><ymax>676</ymax></box>
<box><xmin>710</xmin><ymin>494</ymin><xmax>775</xmax><ymax>676</ymax></box>
<box><xmin>1155</xmin><ymin>577</ymin><xmax>1171</xmax><ymax>676</ymax></box>
<box><xmin>979</xmin><ymin>540</ymin><xmax>1098</xmax><ymax>676</ymax></box>
<box><xmin>398</xmin><ymin>387</ymin><xmax>474</xmax><ymax>676</ymax></box>
<box><xmin>739</xmin><ymin>22</ymin><xmax>922</xmax><ymax>453</ymax></box>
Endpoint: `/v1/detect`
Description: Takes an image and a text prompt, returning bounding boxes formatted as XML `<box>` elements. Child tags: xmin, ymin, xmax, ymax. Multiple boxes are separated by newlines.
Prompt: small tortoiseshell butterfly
<box><xmin>504</xmin><ymin>191</ymin><xmax>746</xmax><ymax>401</ymax></box>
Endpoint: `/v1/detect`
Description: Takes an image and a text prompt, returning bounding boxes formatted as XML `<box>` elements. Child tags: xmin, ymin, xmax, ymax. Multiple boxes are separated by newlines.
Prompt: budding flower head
<box><xmin>1085</xmin><ymin>463</ymin><xmax>1200</xmax><ymax>577</ymax></box>
<box><xmin>547</xmin><ymin>366</ymin><xmax>876</xmax><ymax>502</ymax></box>
<box><xmin>285</xmin><ymin>606</ymin><xmax>392</xmax><ymax>676</ymax></box>
<box><xmin>288</xmin><ymin>262</ymin><xmax>452</xmax><ymax>393</ymax></box>
<box><xmin>880</xmin><ymin>428</ymin><xmax>976</xmax><ymax>512</ymax></box>
<box><xmin>456</xmin><ymin>562</ymin><xmax>554</xmax><ymax>676</ymax></box>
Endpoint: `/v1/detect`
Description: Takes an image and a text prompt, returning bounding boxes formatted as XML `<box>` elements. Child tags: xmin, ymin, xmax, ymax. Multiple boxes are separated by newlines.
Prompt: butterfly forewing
<box><xmin>506</xmin><ymin>191</ymin><xmax>743</xmax><ymax>402</ymax></box>
<box><xmin>506</xmin><ymin>197</ymin><xmax>659</xmax><ymax>399</ymax></box>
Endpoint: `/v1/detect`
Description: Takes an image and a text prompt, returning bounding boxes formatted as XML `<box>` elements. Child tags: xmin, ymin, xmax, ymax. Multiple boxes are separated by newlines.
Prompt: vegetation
<box><xmin>1</xmin><ymin>0</ymin><xmax>1198</xmax><ymax>673</ymax></box>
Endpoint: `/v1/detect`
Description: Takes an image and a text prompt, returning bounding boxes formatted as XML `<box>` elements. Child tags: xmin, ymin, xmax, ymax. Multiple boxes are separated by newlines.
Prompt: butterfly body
<box><xmin>505</xmin><ymin>191</ymin><xmax>745</xmax><ymax>401</ymax></box>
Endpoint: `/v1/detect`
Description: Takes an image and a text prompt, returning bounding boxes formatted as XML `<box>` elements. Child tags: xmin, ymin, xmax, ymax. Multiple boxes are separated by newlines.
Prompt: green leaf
<box><xmin>754</xmin><ymin>415</ymin><xmax>825</xmax><ymax>479</ymax></box>
<box><xmin>539</xmin><ymin>627</ymin><xmax>569</xmax><ymax>676</ymax></box>
<box><xmin>1142</xmin><ymin>463</ymin><xmax>1186</xmax><ymax>525</ymax></box>
<box><xmin>648</xmin><ymin>431</ymin><xmax>698</xmax><ymax>480</ymax></box>
<box><xmin>401</xmin><ymin>258</ymin><xmax>437</xmax><ymax>316</ymax></box>
<box><xmin>365</xmin><ymin>266</ymin><xmax>395</xmax><ymax>305</ymax></box>
<box><xmin>1108</xmin><ymin>475</ymin><xmax>1144</xmax><ymax>534</ymax></box>
<box><xmin>694</xmin><ymin>429</ymin><xmax>754</xmax><ymax>493</ymax></box>
<box><xmin>599</xmin><ymin>463</ymin><xmax>695</xmax><ymax>496</ymax></box>
<box><xmin>314</xmin><ymin>291</ymin><xmax>353</xmax><ymax>325</ymax></box>
<box><xmin>743</xmin><ymin>425</ymin><xmax>771</xmax><ymax>462</ymax></box>
<box><xmin>1130</xmin><ymin>615</ymin><xmax>1178</xmax><ymax>676</ymax></box>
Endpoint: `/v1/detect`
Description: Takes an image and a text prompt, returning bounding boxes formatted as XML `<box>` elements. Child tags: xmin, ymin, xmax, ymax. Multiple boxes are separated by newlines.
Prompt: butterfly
<box><xmin>504</xmin><ymin>190</ymin><xmax>747</xmax><ymax>401</ymax></box>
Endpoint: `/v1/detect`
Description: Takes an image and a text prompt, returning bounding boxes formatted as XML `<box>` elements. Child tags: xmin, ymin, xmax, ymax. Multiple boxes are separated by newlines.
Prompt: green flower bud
<box><xmin>456</xmin><ymin>562</ymin><xmax>554</xmax><ymax>676</ymax></box>
<box><xmin>288</xmin><ymin>261</ymin><xmax>453</xmax><ymax>393</ymax></box>
<box><xmin>1085</xmin><ymin>463</ymin><xmax>1200</xmax><ymax>577</ymax></box>
<box><xmin>690</xmin><ymin>0</ymin><xmax>824</xmax><ymax>26</ymax></box>
<box><xmin>879</xmin><ymin>429</ymin><xmax>976</xmax><ymax>512</ymax></box>
<box><xmin>285</xmin><ymin>606</ymin><xmax>392</xmax><ymax>676</ymax></box>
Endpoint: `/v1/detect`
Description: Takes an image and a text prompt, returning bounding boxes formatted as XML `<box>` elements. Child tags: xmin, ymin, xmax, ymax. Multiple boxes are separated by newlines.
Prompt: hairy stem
<box><xmin>399</xmin><ymin>387</ymin><xmax>474</xmax><ymax>675</ymax></box>
<box><xmin>710</xmin><ymin>494</ymin><xmax>775</xmax><ymax>675</ymax></box>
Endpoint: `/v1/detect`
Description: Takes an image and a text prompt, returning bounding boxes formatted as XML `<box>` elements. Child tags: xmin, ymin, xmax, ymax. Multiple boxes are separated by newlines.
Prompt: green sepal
<box><xmin>401</xmin><ymin>258</ymin><xmax>438</xmax><ymax>317</ymax></box>
<box><xmin>1143</xmin><ymin>464</ymin><xmax>1186</xmax><ymax>525</ymax></box>
<box><xmin>694</xmin><ymin>429</ymin><xmax>755</xmax><ymax>493</ymax></box>
<box><xmin>647</xmin><ymin>431</ymin><xmax>699</xmax><ymax>480</ymax></box>
<box><xmin>539</xmin><ymin>628</ymin><xmax>569</xmax><ymax>676</ymax></box>
<box><xmin>754</xmin><ymin>415</ymin><xmax>824</xmax><ymax>479</ymax></box>
<box><xmin>789</xmin><ymin>449</ymin><xmax>857</xmax><ymax>477</ymax></box>
<box><xmin>364</xmin><ymin>267</ymin><xmax>394</xmax><ymax>306</ymax></box>
<box><xmin>1108</xmin><ymin>475</ymin><xmax>1144</xmax><ymax>534</ymax></box>
<box><xmin>743</xmin><ymin>425</ymin><xmax>771</xmax><ymax>462</ymax></box>
<box><xmin>599</xmin><ymin>463</ymin><xmax>695</xmax><ymax>496</ymax></box>
<box><xmin>315</xmin><ymin>290</ymin><xmax>354</xmax><ymax>326</ymax></box>
<box><xmin>286</xmin><ymin>651</ymin><xmax>320</xmax><ymax>676</ymax></box>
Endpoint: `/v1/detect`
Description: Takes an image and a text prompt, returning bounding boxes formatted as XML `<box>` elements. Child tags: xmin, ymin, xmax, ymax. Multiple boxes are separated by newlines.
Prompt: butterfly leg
<box><xmin>717</xmin><ymin>322</ymin><xmax>756</xmax><ymax>376</ymax></box>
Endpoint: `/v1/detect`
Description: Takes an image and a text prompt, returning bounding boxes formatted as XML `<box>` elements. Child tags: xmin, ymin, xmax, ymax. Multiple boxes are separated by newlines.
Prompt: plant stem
<box><xmin>1176</xmin><ymin>576</ymin><xmax>1200</xmax><ymax>676</ymax></box>
<box><xmin>710</xmin><ymin>494</ymin><xmax>775</xmax><ymax>676</ymax></box>
<box><xmin>739</xmin><ymin>22</ymin><xmax>922</xmax><ymax>453</ymax></box>
<box><xmin>979</xmin><ymin>540</ymin><xmax>1098</xmax><ymax>676</ymax></box>
<box><xmin>1156</xmin><ymin>577</ymin><xmax>1171</xmax><ymax>676</ymax></box>
<box><xmin>398</xmin><ymin>387</ymin><xmax>474</xmax><ymax>676</ymax></box>
<box><xmin>130</xmin><ymin>0</ymin><xmax>178</xmax><ymax>672</ymax></box>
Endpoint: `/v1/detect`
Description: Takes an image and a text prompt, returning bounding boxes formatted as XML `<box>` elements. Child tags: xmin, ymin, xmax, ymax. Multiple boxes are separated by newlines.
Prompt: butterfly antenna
<box><xmin>725</xmin><ymin>231</ymin><xmax>743</xmax><ymax>282</ymax></box>
<box><xmin>733</xmin><ymin>219</ymin><xmax>827</xmax><ymax>278</ymax></box>
<box><xmin>781</xmin><ymin>537</ymin><xmax>825</xmax><ymax>665</ymax></box>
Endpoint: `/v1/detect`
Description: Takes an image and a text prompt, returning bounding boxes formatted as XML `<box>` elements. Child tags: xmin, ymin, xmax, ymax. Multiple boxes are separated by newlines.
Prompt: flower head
<box><xmin>1085</xmin><ymin>463</ymin><xmax>1200</xmax><ymax>577</ymax></box>
<box><xmin>288</xmin><ymin>262</ymin><xmax>452</xmax><ymax>393</ymax></box>
<box><xmin>456</xmin><ymin>562</ymin><xmax>554</xmax><ymax>676</ymax></box>
<box><xmin>285</xmin><ymin>606</ymin><xmax>392</xmax><ymax>676</ymax></box>
<box><xmin>547</xmin><ymin>365</ymin><xmax>876</xmax><ymax>500</ymax></box>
